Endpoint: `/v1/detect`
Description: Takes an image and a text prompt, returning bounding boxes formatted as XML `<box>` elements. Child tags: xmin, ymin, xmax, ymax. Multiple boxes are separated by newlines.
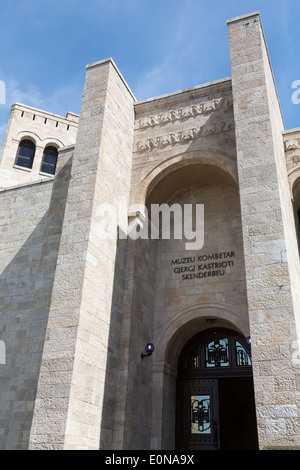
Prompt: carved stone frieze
<box><xmin>137</xmin><ymin>96</ymin><xmax>233</xmax><ymax>129</ymax></box>
<box><xmin>284</xmin><ymin>138</ymin><xmax>300</xmax><ymax>151</ymax></box>
<box><xmin>136</xmin><ymin>118</ymin><xmax>235</xmax><ymax>152</ymax></box>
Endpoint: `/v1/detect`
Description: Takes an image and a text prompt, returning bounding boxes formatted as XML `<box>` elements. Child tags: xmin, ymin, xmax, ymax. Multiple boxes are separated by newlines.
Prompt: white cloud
<box><xmin>0</xmin><ymin>123</ymin><xmax>7</xmax><ymax>147</ymax></box>
<box><xmin>131</xmin><ymin>0</ymin><xmax>229</xmax><ymax>101</ymax></box>
<box><xmin>7</xmin><ymin>80</ymin><xmax>45</xmax><ymax>110</ymax></box>
<box><xmin>0</xmin><ymin>75</ymin><xmax>83</xmax><ymax>148</ymax></box>
<box><xmin>4</xmin><ymin>77</ymin><xmax>82</xmax><ymax>116</ymax></box>
<box><xmin>134</xmin><ymin>60</ymin><xmax>174</xmax><ymax>100</ymax></box>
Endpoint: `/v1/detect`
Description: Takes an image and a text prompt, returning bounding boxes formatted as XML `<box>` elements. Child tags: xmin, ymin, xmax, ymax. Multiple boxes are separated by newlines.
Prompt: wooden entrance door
<box><xmin>175</xmin><ymin>328</ymin><xmax>259</xmax><ymax>450</ymax></box>
<box><xmin>176</xmin><ymin>378</ymin><xmax>220</xmax><ymax>450</ymax></box>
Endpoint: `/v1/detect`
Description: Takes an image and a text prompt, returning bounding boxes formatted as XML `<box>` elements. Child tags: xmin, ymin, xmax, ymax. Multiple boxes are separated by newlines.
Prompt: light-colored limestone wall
<box><xmin>154</xmin><ymin>184</ymin><xmax>248</xmax><ymax>336</ymax></box>
<box><xmin>126</xmin><ymin>79</ymin><xmax>245</xmax><ymax>450</ymax></box>
<box><xmin>28</xmin><ymin>58</ymin><xmax>135</xmax><ymax>450</ymax></box>
<box><xmin>112</xmin><ymin>236</ymin><xmax>156</xmax><ymax>449</ymax></box>
<box><xmin>151</xmin><ymin>181</ymin><xmax>248</xmax><ymax>449</ymax></box>
<box><xmin>131</xmin><ymin>79</ymin><xmax>236</xmax><ymax>209</ymax></box>
<box><xmin>263</xmin><ymin>44</ymin><xmax>300</xmax><ymax>358</ymax></box>
<box><xmin>228</xmin><ymin>11</ymin><xmax>300</xmax><ymax>449</ymax></box>
<box><xmin>0</xmin><ymin>150</ymin><xmax>72</xmax><ymax>449</ymax></box>
<box><xmin>0</xmin><ymin>104</ymin><xmax>78</xmax><ymax>188</ymax></box>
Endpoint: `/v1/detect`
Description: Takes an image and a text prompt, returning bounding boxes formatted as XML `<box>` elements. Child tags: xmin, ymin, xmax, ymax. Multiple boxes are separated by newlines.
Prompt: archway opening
<box><xmin>175</xmin><ymin>328</ymin><xmax>259</xmax><ymax>450</ymax></box>
<box><xmin>145</xmin><ymin>160</ymin><xmax>250</xmax><ymax>450</ymax></box>
<box><xmin>145</xmin><ymin>163</ymin><xmax>237</xmax><ymax>212</ymax></box>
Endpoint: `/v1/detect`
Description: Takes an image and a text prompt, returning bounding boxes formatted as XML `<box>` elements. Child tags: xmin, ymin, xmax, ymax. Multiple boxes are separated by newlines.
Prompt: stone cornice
<box><xmin>134</xmin><ymin>77</ymin><xmax>232</xmax><ymax>114</ymax></box>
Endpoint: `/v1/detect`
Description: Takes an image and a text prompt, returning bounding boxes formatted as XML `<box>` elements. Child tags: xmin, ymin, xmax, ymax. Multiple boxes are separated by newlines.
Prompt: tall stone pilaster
<box><xmin>228</xmin><ymin>12</ymin><xmax>300</xmax><ymax>448</ymax></box>
<box><xmin>29</xmin><ymin>59</ymin><xmax>135</xmax><ymax>449</ymax></box>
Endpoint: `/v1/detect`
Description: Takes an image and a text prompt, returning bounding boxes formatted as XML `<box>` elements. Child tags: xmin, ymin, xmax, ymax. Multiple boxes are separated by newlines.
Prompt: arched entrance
<box><xmin>176</xmin><ymin>328</ymin><xmax>259</xmax><ymax>450</ymax></box>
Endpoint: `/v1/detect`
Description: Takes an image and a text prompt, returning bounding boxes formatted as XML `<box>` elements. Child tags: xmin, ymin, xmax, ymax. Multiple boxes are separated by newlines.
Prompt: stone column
<box><xmin>28</xmin><ymin>58</ymin><xmax>135</xmax><ymax>449</ymax></box>
<box><xmin>228</xmin><ymin>12</ymin><xmax>300</xmax><ymax>449</ymax></box>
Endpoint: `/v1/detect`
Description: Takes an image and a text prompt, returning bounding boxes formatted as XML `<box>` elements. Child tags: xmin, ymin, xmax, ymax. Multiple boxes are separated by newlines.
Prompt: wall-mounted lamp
<box><xmin>246</xmin><ymin>336</ymin><xmax>251</xmax><ymax>346</ymax></box>
<box><xmin>141</xmin><ymin>343</ymin><xmax>155</xmax><ymax>359</ymax></box>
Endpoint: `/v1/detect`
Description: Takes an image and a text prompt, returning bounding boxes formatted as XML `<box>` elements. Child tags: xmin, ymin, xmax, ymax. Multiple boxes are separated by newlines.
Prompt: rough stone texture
<box><xmin>27</xmin><ymin>58</ymin><xmax>135</xmax><ymax>450</ymax></box>
<box><xmin>228</xmin><ymin>11</ymin><xmax>300</xmax><ymax>448</ymax></box>
<box><xmin>150</xmin><ymin>181</ymin><xmax>248</xmax><ymax>449</ymax></box>
<box><xmin>120</xmin><ymin>77</ymin><xmax>244</xmax><ymax>450</ymax></box>
<box><xmin>131</xmin><ymin>79</ymin><xmax>236</xmax><ymax>209</ymax></box>
<box><xmin>0</xmin><ymin>149</ymin><xmax>72</xmax><ymax>449</ymax></box>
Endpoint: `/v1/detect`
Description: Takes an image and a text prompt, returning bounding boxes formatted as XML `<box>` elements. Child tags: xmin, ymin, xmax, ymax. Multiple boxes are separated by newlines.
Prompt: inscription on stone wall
<box><xmin>171</xmin><ymin>251</ymin><xmax>235</xmax><ymax>280</ymax></box>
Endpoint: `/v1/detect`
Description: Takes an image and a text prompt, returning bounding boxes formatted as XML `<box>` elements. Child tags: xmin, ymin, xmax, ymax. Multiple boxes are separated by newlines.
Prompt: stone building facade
<box><xmin>0</xmin><ymin>11</ymin><xmax>300</xmax><ymax>450</ymax></box>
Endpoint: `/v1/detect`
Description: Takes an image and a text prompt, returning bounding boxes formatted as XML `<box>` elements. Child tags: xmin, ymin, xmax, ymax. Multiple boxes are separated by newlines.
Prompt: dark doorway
<box><xmin>218</xmin><ymin>377</ymin><xmax>259</xmax><ymax>450</ymax></box>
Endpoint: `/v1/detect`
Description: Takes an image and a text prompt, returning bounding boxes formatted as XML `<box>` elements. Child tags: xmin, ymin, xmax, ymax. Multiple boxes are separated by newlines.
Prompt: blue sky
<box><xmin>0</xmin><ymin>0</ymin><xmax>300</xmax><ymax>146</ymax></box>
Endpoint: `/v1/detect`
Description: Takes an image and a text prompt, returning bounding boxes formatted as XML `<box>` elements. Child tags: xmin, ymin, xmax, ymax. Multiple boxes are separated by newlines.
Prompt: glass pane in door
<box><xmin>205</xmin><ymin>337</ymin><xmax>229</xmax><ymax>367</ymax></box>
<box><xmin>190</xmin><ymin>395</ymin><xmax>211</xmax><ymax>434</ymax></box>
<box><xmin>235</xmin><ymin>341</ymin><xmax>252</xmax><ymax>366</ymax></box>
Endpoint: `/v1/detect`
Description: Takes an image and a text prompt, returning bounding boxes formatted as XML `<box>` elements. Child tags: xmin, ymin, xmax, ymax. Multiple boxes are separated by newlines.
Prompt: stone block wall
<box><xmin>0</xmin><ymin>149</ymin><xmax>72</xmax><ymax>449</ymax></box>
<box><xmin>131</xmin><ymin>79</ymin><xmax>236</xmax><ymax>209</ymax></box>
<box><xmin>123</xmin><ymin>75</ymin><xmax>250</xmax><ymax>449</ymax></box>
<box><xmin>228</xmin><ymin>11</ymin><xmax>300</xmax><ymax>448</ymax></box>
<box><xmin>28</xmin><ymin>58</ymin><xmax>136</xmax><ymax>450</ymax></box>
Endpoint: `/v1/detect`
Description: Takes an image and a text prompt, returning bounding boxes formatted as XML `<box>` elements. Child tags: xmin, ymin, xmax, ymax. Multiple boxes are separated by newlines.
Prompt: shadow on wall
<box><xmin>99</xmin><ymin>224</ymin><xmax>157</xmax><ymax>450</ymax></box>
<box><xmin>0</xmin><ymin>157</ymin><xmax>72</xmax><ymax>450</ymax></box>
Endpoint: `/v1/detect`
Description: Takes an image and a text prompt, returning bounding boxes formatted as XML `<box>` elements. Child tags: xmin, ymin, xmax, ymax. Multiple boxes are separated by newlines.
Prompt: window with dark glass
<box><xmin>205</xmin><ymin>336</ymin><xmax>229</xmax><ymax>368</ymax></box>
<box><xmin>186</xmin><ymin>347</ymin><xmax>199</xmax><ymax>368</ymax></box>
<box><xmin>40</xmin><ymin>146</ymin><xmax>58</xmax><ymax>175</ymax></box>
<box><xmin>15</xmin><ymin>139</ymin><xmax>36</xmax><ymax>169</ymax></box>
<box><xmin>235</xmin><ymin>340</ymin><xmax>251</xmax><ymax>366</ymax></box>
<box><xmin>181</xmin><ymin>329</ymin><xmax>252</xmax><ymax>373</ymax></box>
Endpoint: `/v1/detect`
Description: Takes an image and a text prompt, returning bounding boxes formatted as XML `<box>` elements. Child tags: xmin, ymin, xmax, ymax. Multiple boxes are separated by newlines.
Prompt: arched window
<box><xmin>15</xmin><ymin>139</ymin><xmax>36</xmax><ymax>169</ymax></box>
<box><xmin>40</xmin><ymin>146</ymin><xmax>58</xmax><ymax>175</ymax></box>
<box><xmin>178</xmin><ymin>328</ymin><xmax>252</xmax><ymax>375</ymax></box>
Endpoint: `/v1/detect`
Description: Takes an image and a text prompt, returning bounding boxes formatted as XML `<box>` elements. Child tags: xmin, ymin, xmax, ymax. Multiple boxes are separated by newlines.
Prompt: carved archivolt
<box><xmin>136</xmin><ymin>119</ymin><xmax>235</xmax><ymax>152</ymax></box>
<box><xmin>138</xmin><ymin>96</ymin><xmax>233</xmax><ymax>130</ymax></box>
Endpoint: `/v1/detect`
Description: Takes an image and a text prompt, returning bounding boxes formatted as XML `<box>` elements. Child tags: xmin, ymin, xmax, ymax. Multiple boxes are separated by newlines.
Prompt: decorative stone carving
<box><xmin>136</xmin><ymin>118</ymin><xmax>234</xmax><ymax>152</ymax></box>
<box><xmin>138</xmin><ymin>96</ymin><xmax>233</xmax><ymax>129</ymax></box>
<box><xmin>284</xmin><ymin>138</ymin><xmax>300</xmax><ymax>151</ymax></box>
